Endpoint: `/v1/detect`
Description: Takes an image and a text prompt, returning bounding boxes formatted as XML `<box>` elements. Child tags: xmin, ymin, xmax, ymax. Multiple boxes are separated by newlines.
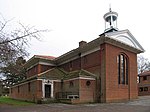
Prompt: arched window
<box><xmin>69</xmin><ymin>81</ymin><xmax>74</xmax><ymax>87</ymax></box>
<box><xmin>117</xmin><ymin>54</ymin><xmax>128</xmax><ymax>85</ymax></box>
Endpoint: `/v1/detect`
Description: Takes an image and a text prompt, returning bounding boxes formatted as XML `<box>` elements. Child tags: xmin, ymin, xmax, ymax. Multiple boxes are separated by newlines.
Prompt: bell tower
<box><xmin>104</xmin><ymin>7</ymin><xmax>118</xmax><ymax>32</ymax></box>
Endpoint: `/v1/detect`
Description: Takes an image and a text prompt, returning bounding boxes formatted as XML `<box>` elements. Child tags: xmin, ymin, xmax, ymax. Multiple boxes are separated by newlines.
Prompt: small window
<box><xmin>143</xmin><ymin>76</ymin><xmax>147</xmax><ymax>81</ymax></box>
<box><xmin>74</xmin><ymin>96</ymin><xmax>79</xmax><ymax>99</ymax></box>
<box><xmin>69</xmin><ymin>81</ymin><xmax>74</xmax><ymax>87</ymax></box>
<box><xmin>139</xmin><ymin>87</ymin><xmax>143</xmax><ymax>92</ymax></box>
<box><xmin>144</xmin><ymin>87</ymin><xmax>148</xmax><ymax>91</ymax></box>
<box><xmin>86</xmin><ymin>81</ymin><xmax>91</xmax><ymax>86</ymax></box>
<box><xmin>68</xmin><ymin>96</ymin><xmax>73</xmax><ymax>99</ymax></box>
<box><xmin>70</xmin><ymin>61</ymin><xmax>73</xmax><ymax>70</ymax></box>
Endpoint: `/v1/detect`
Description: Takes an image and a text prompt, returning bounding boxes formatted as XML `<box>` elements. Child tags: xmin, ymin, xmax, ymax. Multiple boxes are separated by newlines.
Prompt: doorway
<box><xmin>45</xmin><ymin>85</ymin><xmax>51</xmax><ymax>98</ymax></box>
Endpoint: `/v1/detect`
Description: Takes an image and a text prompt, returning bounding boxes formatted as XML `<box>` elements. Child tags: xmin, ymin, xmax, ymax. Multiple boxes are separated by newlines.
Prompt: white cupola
<box><xmin>104</xmin><ymin>7</ymin><xmax>118</xmax><ymax>32</ymax></box>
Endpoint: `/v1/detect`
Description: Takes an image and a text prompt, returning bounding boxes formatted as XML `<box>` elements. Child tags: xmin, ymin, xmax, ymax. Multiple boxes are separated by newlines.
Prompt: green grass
<box><xmin>0</xmin><ymin>96</ymin><xmax>34</xmax><ymax>106</ymax></box>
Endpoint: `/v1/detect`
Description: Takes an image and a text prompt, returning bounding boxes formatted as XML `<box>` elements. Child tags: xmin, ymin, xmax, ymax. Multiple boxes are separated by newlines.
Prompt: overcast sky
<box><xmin>0</xmin><ymin>0</ymin><xmax>150</xmax><ymax>59</ymax></box>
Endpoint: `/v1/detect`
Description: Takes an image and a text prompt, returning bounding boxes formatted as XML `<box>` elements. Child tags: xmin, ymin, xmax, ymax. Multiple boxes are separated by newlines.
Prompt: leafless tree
<box><xmin>0</xmin><ymin>15</ymin><xmax>46</xmax><ymax>87</ymax></box>
<box><xmin>0</xmin><ymin>16</ymin><xmax>46</xmax><ymax>68</ymax></box>
<box><xmin>137</xmin><ymin>55</ymin><xmax>150</xmax><ymax>74</ymax></box>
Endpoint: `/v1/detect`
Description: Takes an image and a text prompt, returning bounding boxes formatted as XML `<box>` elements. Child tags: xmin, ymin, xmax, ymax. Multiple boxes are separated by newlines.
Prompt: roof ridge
<box><xmin>34</xmin><ymin>55</ymin><xmax>56</xmax><ymax>60</ymax></box>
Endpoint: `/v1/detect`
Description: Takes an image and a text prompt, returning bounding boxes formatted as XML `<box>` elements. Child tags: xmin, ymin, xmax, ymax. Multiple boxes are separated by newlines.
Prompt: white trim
<box><xmin>39</xmin><ymin>62</ymin><xmax>55</xmax><ymax>66</ymax></box>
<box><xmin>42</xmin><ymin>79</ymin><xmax>54</xmax><ymax>98</ymax></box>
<box><xmin>105</xmin><ymin>29</ymin><xmax>144</xmax><ymax>52</ymax></box>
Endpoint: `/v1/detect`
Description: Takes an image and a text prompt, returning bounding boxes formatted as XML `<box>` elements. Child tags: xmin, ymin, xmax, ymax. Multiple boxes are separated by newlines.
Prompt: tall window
<box><xmin>117</xmin><ymin>54</ymin><xmax>128</xmax><ymax>85</ymax></box>
<box><xmin>28</xmin><ymin>82</ymin><xmax>31</xmax><ymax>92</ymax></box>
<box><xmin>18</xmin><ymin>86</ymin><xmax>20</xmax><ymax>93</ymax></box>
<box><xmin>70</xmin><ymin>61</ymin><xmax>73</xmax><ymax>70</ymax></box>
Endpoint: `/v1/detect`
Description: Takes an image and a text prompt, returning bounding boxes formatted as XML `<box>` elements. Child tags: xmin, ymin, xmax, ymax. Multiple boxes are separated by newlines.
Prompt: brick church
<box><xmin>10</xmin><ymin>8</ymin><xmax>144</xmax><ymax>103</ymax></box>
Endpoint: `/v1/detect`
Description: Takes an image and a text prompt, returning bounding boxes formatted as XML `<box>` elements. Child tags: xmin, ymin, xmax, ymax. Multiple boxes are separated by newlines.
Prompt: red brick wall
<box><xmin>40</xmin><ymin>65</ymin><xmax>52</xmax><ymax>73</ymax></box>
<box><xmin>79</xmin><ymin>79</ymin><xmax>96</xmax><ymax>103</ymax></box>
<box><xmin>138</xmin><ymin>75</ymin><xmax>150</xmax><ymax>96</ymax></box>
<box><xmin>59</xmin><ymin>50</ymin><xmax>101</xmax><ymax>102</ymax></box>
<box><xmin>59</xmin><ymin>63</ymin><xmax>70</xmax><ymax>72</ymax></box>
<box><xmin>139</xmin><ymin>75</ymin><xmax>150</xmax><ymax>84</ymax></box>
<box><xmin>10</xmin><ymin>80</ymin><xmax>43</xmax><ymax>102</ymax></box>
<box><xmin>62</xmin><ymin>78</ymin><xmax>96</xmax><ymax>103</ymax></box>
<box><xmin>54</xmin><ymin>82</ymin><xmax>62</xmax><ymax>98</ymax></box>
<box><xmin>82</xmin><ymin>51</ymin><xmax>100</xmax><ymax>71</ymax></box>
<box><xmin>138</xmin><ymin>86</ymin><xmax>150</xmax><ymax>96</ymax></box>
<box><xmin>59</xmin><ymin>50</ymin><xmax>102</xmax><ymax>102</ymax></box>
<box><xmin>27</xmin><ymin>65</ymin><xmax>39</xmax><ymax>78</ymax></box>
<box><xmin>104</xmin><ymin>43</ymin><xmax>138</xmax><ymax>102</ymax></box>
<box><xmin>60</xmin><ymin>51</ymin><xmax>101</xmax><ymax>74</ymax></box>
<box><xmin>27</xmin><ymin>64</ymin><xmax>52</xmax><ymax>78</ymax></box>
<box><xmin>63</xmin><ymin>79</ymin><xmax>79</xmax><ymax>93</ymax></box>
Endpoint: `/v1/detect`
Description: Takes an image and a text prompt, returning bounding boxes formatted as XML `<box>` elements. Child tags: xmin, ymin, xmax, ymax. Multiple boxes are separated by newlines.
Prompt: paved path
<box><xmin>0</xmin><ymin>96</ymin><xmax>150</xmax><ymax>112</ymax></box>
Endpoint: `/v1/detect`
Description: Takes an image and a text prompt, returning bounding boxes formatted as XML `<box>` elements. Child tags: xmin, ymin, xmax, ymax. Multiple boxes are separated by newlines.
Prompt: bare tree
<box><xmin>137</xmin><ymin>55</ymin><xmax>150</xmax><ymax>74</ymax></box>
<box><xmin>0</xmin><ymin>16</ymin><xmax>46</xmax><ymax>68</ymax></box>
<box><xmin>0</xmin><ymin>16</ymin><xmax>46</xmax><ymax>87</ymax></box>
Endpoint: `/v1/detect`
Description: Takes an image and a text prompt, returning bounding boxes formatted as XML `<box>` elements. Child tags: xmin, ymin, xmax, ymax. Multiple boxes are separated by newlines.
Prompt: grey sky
<box><xmin>0</xmin><ymin>0</ymin><xmax>150</xmax><ymax>59</ymax></box>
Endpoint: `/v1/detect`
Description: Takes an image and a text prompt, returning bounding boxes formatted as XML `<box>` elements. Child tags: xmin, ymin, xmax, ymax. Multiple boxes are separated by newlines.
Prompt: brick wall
<box><xmin>79</xmin><ymin>79</ymin><xmax>96</xmax><ymax>103</ymax></box>
<box><xmin>104</xmin><ymin>43</ymin><xmax>138</xmax><ymax>102</ymax></box>
<box><xmin>138</xmin><ymin>75</ymin><xmax>150</xmax><ymax>96</ymax></box>
<box><xmin>60</xmin><ymin>51</ymin><xmax>101</xmax><ymax>73</ymax></box>
<box><xmin>63</xmin><ymin>79</ymin><xmax>79</xmax><ymax>93</ymax></box>
<box><xmin>138</xmin><ymin>86</ymin><xmax>150</xmax><ymax>96</ymax></box>
<box><xmin>27</xmin><ymin>64</ymin><xmax>52</xmax><ymax>78</ymax></box>
<box><xmin>139</xmin><ymin>75</ymin><xmax>150</xmax><ymax>84</ymax></box>
<box><xmin>27</xmin><ymin>65</ymin><xmax>39</xmax><ymax>78</ymax></box>
<box><xmin>10</xmin><ymin>80</ymin><xmax>43</xmax><ymax>102</ymax></box>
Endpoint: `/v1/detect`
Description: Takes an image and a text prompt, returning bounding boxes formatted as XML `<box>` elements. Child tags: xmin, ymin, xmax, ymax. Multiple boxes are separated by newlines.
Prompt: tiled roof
<box><xmin>37</xmin><ymin>68</ymin><xmax>96</xmax><ymax>80</ymax></box>
<box><xmin>138</xmin><ymin>71</ymin><xmax>150</xmax><ymax>76</ymax></box>
<box><xmin>38</xmin><ymin>68</ymin><xmax>67</xmax><ymax>80</ymax></box>
<box><xmin>64</xmin><ymin>69</ymin><xmax>96</xmax><ymax>80</ymax></box>
<box><xmin>34</xmin><ymin>55</ymin><xmax>56</xmax><ymax>60</ymax></box>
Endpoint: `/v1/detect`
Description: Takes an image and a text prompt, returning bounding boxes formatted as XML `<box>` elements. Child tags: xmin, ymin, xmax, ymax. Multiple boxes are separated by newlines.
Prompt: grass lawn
<box><xmin>0</xmin><ymin>96</ymin><xmax>34</xmax><ymax>106</ymax></box>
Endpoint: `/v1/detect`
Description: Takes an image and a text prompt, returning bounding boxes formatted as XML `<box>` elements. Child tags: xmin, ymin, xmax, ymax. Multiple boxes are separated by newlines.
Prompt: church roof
<box><xmin>34</xmin><ymin>55</ymin><xmax>56</xmax><ymax>60</ymax></box>
<box><xmin>64</xmin><ymin>69</ymin><xmax>97</xmax><ymax>80</ymax></box>
<box><xmin>37</xmin><ymin>68</ymin><xmax>67</xmax><ymax>80</ymax></box>
<box><xmin>37</xmin><ymin>68</ymin><xmax>96</xmax><ymax>80</ymax></box>
<box><xmin>11</xmin><ymin>68</ymin><xmax>96</xmax><ymax>88</ymax></box>
<box><xmin>138</xmin><ymin>71</ymin><xmax>150</xmax><ymax>76</ymax></box>
<box><xmin>105</xmin><ymin>29</ymin><xmax>145</xmax><ymax>52</ymax></box>
<box><xmin>23</xmin><ymin>55</ymin><xmax>56</xmax><ymax>69</ymax></box>
<box><xmin>54</xmin><ymin>31</ymin><xmax>144</xmax><ymax>64</ymax></box>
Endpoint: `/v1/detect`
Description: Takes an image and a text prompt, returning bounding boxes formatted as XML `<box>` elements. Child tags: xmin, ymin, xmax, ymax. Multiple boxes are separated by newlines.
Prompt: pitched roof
<box><xmin>37</xmin><ymin>68</ymin><xmax>67</xmax><ymax>80</ymax></box>
<box><xmin>23</xmin><ymin>55</ymin><xmax>56</xmax><ymax>68</ymax></box>
<box><xmin>25</xmin><ymin>30</ymin><xmax>144</xmax><ymax>67</ymax></box>
<box><xmin>64</xmin><ymin>69</ymin><xmax>97</xmax><ymax>80</ymax></box>
<box><xmin>55</xmin><ymin>32</ymin><xmax>144</xmax><ymax>64</ymax></box>
<box><xmin>138</xmin><ymin>71</ymin><xmax>150</xmax><ymax>76</ymax></box>
<box><xmin>37</xmin><ymin>68</ymin><xmax>96</xmax><ymax>80</ymax></box>
<box><xmin>105</xmin><ymin>29</ymin><xmax>145</xmax><ymax>52</ymax></box>
<box><xmin>34</xmin><ymin>55</ymin><xmax>56</xmax><ymax>60</ymax></box>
